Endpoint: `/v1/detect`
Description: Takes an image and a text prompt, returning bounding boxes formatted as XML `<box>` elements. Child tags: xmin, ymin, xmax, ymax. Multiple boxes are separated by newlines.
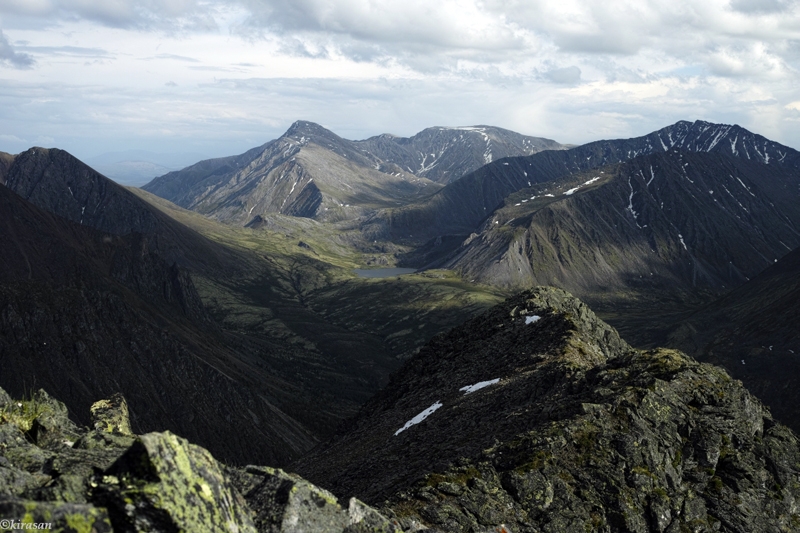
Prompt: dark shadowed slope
<box><xmin>1</xmin><ymin>146</ymin><xmax>246</xmax><ymax>276</ymax></box>
<box><xmin>666</xmin><ymin>244</ymin><xmax>800</xmax><ymax>434</ymax></box>
<box><xmin>0</xmin><ymin>184</ymin><xmax>329</xmax><ymax>466</ymax></box>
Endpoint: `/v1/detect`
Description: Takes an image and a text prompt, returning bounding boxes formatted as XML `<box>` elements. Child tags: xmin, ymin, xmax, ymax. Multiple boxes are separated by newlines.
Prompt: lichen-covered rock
<box><xmin>94</xmin><ymin>431</ymin><xmax>257</xmax><ymax>533</ymax></box>
<box><xmin>2</xmin><ymin>388</ymin><xmax>409</xmax><ymax>533</ymax></box>
<box><xmin>345</xmin><ymin>498</ymin><xmax>404</xmax><ymax>533</ymax></box>
<box><xmin>26</xmin><ymin>389</ymin><xmax>83</xmax><ymax>451</ymax></box>
<box><xmin>90</xmin><ymin>394</ymin><xmax>133</xmax><ymax>436</ymax></box>
<box><xmin>72</xmin><ymin>430</ymin><xmax>136</xmax><ymax>452</ymax></box>
<box><xmin>0</xmin><ymin>387</ymin><xmax>11</xmax><ymax>409</ymax></box>
<box><xmin>227</xmin><ymin>465</ymin><xmax>404</xmax><ymax>533</ymax></box>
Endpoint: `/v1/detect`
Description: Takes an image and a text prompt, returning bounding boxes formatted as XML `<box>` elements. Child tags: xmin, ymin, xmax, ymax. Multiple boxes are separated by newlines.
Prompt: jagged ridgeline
<box><xmin>375</xmin><ymin>119</ymin><xmax>800</xmax><ymax>244</ymax></box>
<box><xmin>294</xmin><ymin>288</ymin><xmax>800</xmax><ymax>533</ymax></box>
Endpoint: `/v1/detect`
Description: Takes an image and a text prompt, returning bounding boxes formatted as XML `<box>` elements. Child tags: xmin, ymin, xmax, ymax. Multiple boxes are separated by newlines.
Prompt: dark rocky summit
<box><xmin>295</xmin><ymin>287</ymin><xmax>800</xmax><ymax>532</ymax></box>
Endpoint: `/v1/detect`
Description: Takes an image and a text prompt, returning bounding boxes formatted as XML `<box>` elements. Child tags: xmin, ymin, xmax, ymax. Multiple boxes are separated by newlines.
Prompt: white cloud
<box><xmin>0</xmin><ymin>0</ymin><xmax>798</xmax><ymax>159</ymax></box>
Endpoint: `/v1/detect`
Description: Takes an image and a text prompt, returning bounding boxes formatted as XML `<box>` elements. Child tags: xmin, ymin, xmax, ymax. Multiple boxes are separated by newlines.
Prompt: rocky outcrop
<box><xmin>0</xmin><ymin>388</ymin><xmax>403</xmax><ymax>533</ymax></box>
<box><xmin>294</xmin><ymin>287</ymin><xmax>800</xmax><ymax>532</ymax></box>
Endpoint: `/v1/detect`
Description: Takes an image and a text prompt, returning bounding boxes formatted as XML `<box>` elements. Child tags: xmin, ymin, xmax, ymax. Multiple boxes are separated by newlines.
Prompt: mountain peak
<box><xmin>283</xmin><ymin>120</ymin><xmax>341</xmax><ymax>142</ymax></box>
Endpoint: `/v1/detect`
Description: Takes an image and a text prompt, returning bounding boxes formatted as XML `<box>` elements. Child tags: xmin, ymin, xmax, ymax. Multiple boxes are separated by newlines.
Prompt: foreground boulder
<box><xmin>0</xmin><ymin>389</ymin><xmax>399</xmax><ymax>532</ymax></box>
<box><xmin>293</xmin><ymin>287</ymin><xmax>800</xmax><ymax>532</ymax></box>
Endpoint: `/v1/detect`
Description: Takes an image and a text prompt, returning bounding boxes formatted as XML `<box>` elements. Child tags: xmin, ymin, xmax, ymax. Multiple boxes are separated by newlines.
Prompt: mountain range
<box><xmin>5</xmin><ymin>290</ymin><xmax>800</xmax><ymax>532</ymax></box>
<box><xmin>1</xmin><ymin>117</ymin><xmax>800</xmax><ymax>532</ymax></box>
<box><xmin>142</xmin><ymin>121</ymin><xmax>565</xmax><ymax>226</ymax></box>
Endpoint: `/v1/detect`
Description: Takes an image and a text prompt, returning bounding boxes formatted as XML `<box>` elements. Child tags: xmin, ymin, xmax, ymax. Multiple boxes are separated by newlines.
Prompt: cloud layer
<box><xmin>0</xmin><ymin>0</ymin><xmax>798</xmax><ymax>160</ymax></box>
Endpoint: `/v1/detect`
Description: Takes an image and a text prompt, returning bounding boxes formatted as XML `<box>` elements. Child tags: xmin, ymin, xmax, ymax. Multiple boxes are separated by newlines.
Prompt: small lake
<box><xmin>354</xmin><ymin>268</ymin><xmax>418</xmax><ymax>278</ymax></box>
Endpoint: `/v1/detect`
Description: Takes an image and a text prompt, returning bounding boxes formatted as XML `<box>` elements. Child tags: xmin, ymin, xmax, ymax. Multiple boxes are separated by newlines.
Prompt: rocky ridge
<box><xmin>294</xmin><ymin>287</ymin><xmax>800</xmax><ymax>533</ymax></box>
<box><xmin>0</xmin><ymin>387</ymin><xmax>407</xmax><ymax>533</ymax></box>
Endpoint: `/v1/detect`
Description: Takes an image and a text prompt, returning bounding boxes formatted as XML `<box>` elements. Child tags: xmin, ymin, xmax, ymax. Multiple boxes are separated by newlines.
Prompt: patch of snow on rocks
<box><xmin>459</xmin><ymin>379</ymin><xmax>501</xmax><ymax>395</ymax></box>
<box><xmin>395</xmin><ymin>402</ymin><xmax>443</xmax><ymax>436</ymax></box>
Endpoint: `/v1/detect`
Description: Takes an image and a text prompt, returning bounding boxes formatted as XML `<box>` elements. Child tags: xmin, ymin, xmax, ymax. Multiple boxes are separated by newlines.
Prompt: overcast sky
<box><xmin>0</xmin><ymin>0</ymin><xmax>798</xmax><ymax>162</ymax></box>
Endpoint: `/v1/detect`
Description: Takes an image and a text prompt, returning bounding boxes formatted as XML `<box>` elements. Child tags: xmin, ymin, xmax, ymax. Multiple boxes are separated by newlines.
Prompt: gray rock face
<box><xmin>293</xmin><ymin>287</ymin><xmax>800</xmax><ymax>533</ymax></box>
<box><xmin>143</xmin><ymin>121</ymin><xmax>444</xmax><ymax>225</ymax></box>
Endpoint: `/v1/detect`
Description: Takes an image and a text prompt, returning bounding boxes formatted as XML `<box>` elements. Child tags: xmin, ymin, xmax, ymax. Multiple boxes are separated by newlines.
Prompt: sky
<box><xmin>0</xmin><ymin>0</ymin><xmax>799</xmax><ymax>163</ymax></box>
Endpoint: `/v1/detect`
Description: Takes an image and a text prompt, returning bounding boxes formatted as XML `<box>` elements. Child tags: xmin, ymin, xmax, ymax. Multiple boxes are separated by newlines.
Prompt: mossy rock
<box><xmin>95</xmin><ymin>431</ymin><xmax>257</xmax><ymax>533</ymax></box>
<box><xmin>90</xmin><ymin>394</ymin><xmax>133</xmax><ymax>437</ymax></box>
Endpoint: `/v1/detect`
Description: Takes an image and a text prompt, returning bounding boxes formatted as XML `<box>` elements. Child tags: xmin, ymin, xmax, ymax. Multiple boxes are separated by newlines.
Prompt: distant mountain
<box><xmin>92</xmin><ymin>160</ymin><xmax>175</xmax><ymax>186</ymax></box>
<box><xmin>294</xmin><ymin>287</ymin><xmax>800</xmax><ymax>532</ymax></box>
<box><xmin>375</xmin><ymin>120</ymin><xmax>800</xmax><ymax>244</ymax></box>
<box><xmin>88</xmin><ymin>149</ymin><xmax>206</xmax><ymax>168</ymax></box>
<box><xmin>87</xmin><ymin>150</ymin><xmax>209</xmax><ymax>186</ymax></box>
<box><xmin>437</xmin><ymin>149</ymin><xmax>800</xmax><ymax>300</ymax></box>
<box><xmin>143</xmin><ymin>121</ymin><xmax>443</xmax><ymax>225</ymax></box>
<box><xmin>142</xmin><ymin>121</ymin><xmax>563</xmax><ymax>226</ymax></box>
<box><xmin>355</xmin><ymin>125</ymin><xmax>565</xmax><ymax>184</ymax></box>
<box><xmin>666</xmin><ymin>244</ymin><xmax>800</xmax><ymax>432</ymax></box>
